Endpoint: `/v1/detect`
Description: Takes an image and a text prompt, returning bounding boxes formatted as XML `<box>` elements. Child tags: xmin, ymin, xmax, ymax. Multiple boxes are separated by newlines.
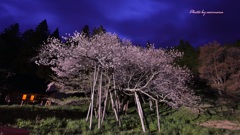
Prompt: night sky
<box><xmin>0</xmin><ymin>0</ymin><xmax>240</xmax><ymax>47</ymax></box>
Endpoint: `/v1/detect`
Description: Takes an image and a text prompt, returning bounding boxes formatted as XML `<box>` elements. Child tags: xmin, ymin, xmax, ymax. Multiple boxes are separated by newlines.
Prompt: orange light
<box><xmin>22</xmin><ymin>94</ymin><xmax>27</xmax><ymax>100</ymax></box>
<box><xmin>30</xmin><ymin>95</ymin><xmax>35</xmax><ymax>101</ymax></box>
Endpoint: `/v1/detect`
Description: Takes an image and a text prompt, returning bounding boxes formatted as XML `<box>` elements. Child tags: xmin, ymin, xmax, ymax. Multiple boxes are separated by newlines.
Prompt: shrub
<box><xmin>33</xmin><ymin>117</ymin><xmax>65</xmax><ymax>134</ymax></box>
<box><xmin>16</xmin><ymin>119</ymin><xmax>33</xmax><ymax>129</ymax></box>
<box><xmin>64</xmin><ymin>119</ymin><xmax>82</xmax><ymax>134</ymax></box>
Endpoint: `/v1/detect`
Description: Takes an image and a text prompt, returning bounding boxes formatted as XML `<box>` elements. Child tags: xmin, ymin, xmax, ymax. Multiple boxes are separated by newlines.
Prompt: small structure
<box><xmin>20</xmin><ymin>93</ymin><xmax>47</xmax><ymax>105</ymax></box>
<box><xmin>0</xmin><ymin>74</ymin><xmax>48</xmax><ymax>105</ymax></box>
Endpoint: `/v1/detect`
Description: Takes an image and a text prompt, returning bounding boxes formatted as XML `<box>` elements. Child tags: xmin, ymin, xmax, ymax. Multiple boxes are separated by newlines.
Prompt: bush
<box><xmin>33</xmin><ymin>117</ymin><xmax>65</xmax><ymax>134</ymax></box>
<box><xmin>59</xmin><ymin>97</ymin><xmax>89</xmax><ymax>106</ymax></box>
<box><xmin>16</xmin><ymin>119</ymin><xmax>33</xmax><ymax>129</ymax></box>
<box><xmin>64</xmin><ymin>119</ymin><xmax>82</xmax><ymax>134</ymax></box>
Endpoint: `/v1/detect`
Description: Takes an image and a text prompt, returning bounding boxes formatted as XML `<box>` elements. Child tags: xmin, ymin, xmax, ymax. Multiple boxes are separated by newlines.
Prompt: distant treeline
<box><xmin>0</xmin><ymin>19</ymin><xmax>240</xmax><ymax>104</ymax></box>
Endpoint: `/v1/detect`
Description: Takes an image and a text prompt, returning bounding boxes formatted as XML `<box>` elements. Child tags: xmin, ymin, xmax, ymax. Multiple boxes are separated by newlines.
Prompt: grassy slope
<box><xmin>0</xmin><ymin>103</ymin><xmax>240</xmax><ymax>135</ymax></box>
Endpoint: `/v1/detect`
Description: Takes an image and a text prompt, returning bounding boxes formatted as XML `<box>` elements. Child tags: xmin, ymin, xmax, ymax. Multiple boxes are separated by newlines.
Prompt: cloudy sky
<box><xmin>0</xmin><ymin>0</ymin><xmax>239</xmax><ymax>47</ymax></box>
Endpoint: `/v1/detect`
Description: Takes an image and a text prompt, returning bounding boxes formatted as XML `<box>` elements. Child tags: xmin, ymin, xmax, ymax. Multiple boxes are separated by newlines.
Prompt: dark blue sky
<box><xmin>0</xmin><ymin>0</ymin><xmax>240</xmax><ymax>47</ymax></box>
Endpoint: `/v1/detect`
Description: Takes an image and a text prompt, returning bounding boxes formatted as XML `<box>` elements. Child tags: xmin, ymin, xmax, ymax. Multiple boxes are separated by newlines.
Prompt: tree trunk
<box><xmin>142</xmin><ymin>101</ymin><xmax>150</xmax><ymax>131</ymax></box>
<box><xmin>149</xmin><ymin>98</ymin><xmax>153</xmax><ymax>111</ymax></box>
<box><xmin>123</xmin><ymin>100</ymin><xmax>129</xmax><ymax>115</ymax></box>
<box><xmin>134</xmin><ymin>92</ymin><xmax>146</xmax><ymax>132</ymax></box>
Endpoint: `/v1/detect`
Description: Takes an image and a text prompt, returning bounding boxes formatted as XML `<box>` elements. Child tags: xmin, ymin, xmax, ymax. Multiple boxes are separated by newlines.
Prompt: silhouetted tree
<box><xmin>0</xmin><ymin>23</ymin><xmax>21</xmax><ymax>42</ymax></box>
<box><xmin>92</xmin><ymin>25</ymin><xmax>106</xmax><ymax>36</ymax></box>
<box><xmin>0</xmin><ymin>23</ymin><xmax>22</xmax><ymax>70</ymax></box>
<box><xmin>22</xmin><ymin>29</ymin><xmax>35</xmax><ymax>43</ymax></box>
<box><xmin>146</xmin><ymin>41</ymin><xmax>152</xmax><ymax>49</ymax></box>
<box><xmin>51</xmin><ymin>28</ymin><xmax>60</xmax><ymax>39</ymax></box>
<box><xmin>34</xmin><ymin>19</ymin><xmax>50</xmax><ymax>43</ymax></box>
<box><xmin>175</xmin><ymin>39</ymin><xmax>199</xmax><ymax>74</ymax></box>
<box><xmin>232</xmin><ymin>39</ymin><xmax>240</xmax><ymax>47</ymax></box>
<box><xmin>0</xmin><ymin>69</ymin><xmax>15</xmax><ymax>104</ymax></box>
<box><xmin>81</xmin><ymin>25</ymin><xmax>90</xmax><ymax>38</ymax></box>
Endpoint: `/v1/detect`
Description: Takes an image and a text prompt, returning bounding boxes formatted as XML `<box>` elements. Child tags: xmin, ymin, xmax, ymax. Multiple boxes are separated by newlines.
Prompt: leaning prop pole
<box><xmin>98</xmin><ymin>71</ymin><xmax>103</xmax><ymax>129</ymax></box>
<box><xmin>155</xmin><ymin>99</ymin><xmax>161</xmax><ymax>132</ymax></box>
<box><xmin>101</xmin><ymin>75</ymin><xmax>111</xmax><ymax>123</ymax></box>
<box><xmin>110</xmin><ymin>90</ymin><xmax>119</xmax><ymax>122</ymax></box>
<box><xmin>112</xmin><ymin>73</ymin><xmax>120</xmax><ymax>125</ymax></box>
<box><xmin>134</xmin><ymin>91</ymin><xmax>146</xmax><ymax>132</ymax></box>
<box><xmin>89</xmin><ymin>65</ymin><xmax>99</xmax><ymax>130</ymax></box>
<box><xmin>86</xmin><ymin>102</ymin><xmax>91</xmax><ymax>121</ymax></box>
<box><xmin>101</xmin><ymin>89</ymin><xmax>109</xmax><ymax>123</ymax></box>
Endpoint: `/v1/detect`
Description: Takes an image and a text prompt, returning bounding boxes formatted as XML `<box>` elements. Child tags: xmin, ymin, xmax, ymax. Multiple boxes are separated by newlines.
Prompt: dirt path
<box><xmin>199</xmin><ymin>120</ymin><xmax>240</xmax><ymax>130</ymax></box>
<box><xmin>0</xmin><ymin>126</ymin><xmax>30</xmax><ymax>135</ymax></box>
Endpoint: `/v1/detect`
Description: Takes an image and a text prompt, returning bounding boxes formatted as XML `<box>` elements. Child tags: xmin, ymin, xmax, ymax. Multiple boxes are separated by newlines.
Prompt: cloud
<box><xmin>0</xmin><ymin>0</ymin><xmax>239</xmax><ymax>47</ymax></box>
<box><xmin>94</xmin><ymin>0</ymin><xmax>169</xmax><ymax>21</ymax></box>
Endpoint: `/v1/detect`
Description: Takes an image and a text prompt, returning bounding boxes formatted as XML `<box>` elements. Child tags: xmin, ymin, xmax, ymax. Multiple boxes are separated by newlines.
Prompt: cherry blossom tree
<box><xmin>112</xmin><ymin>45</ymin><xmax>199</xmax><ymax>131</ymax></box>
<box><xmin>199</xmin><ymin>41</ymin><xmax>226</xmax><ymax>95</ymax></box>
<box><xmin>34</xmin><ymin>31</ymin><xmax>199</xmax><ymax>132</ymax></box>
<box><xmin>199</xmin><ymin>41</ymin><xmax>240</xmax><ymax>96</ymax></box>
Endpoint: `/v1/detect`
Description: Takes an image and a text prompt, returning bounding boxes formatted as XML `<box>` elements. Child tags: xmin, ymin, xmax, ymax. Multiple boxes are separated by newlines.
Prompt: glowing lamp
<box><xmin>22</xmin><ymin>94</ymin><xmax>27</xmax><ymax>100</ymax></box>
<box><xmin>30</xmin><ymin>95</ymin><xmax>35</xmax><ymax>101</ymax></box>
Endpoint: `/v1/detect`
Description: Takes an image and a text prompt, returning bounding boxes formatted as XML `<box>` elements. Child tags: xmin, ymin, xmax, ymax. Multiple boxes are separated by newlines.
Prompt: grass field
<box><xmin>1</xmin><ymin>101</ymin><xmax>240</xmax><ymax>135</ymax></box>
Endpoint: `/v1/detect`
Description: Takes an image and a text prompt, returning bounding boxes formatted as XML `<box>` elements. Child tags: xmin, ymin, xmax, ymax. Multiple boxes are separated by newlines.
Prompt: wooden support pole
<box><xmin>155</xmin><ymin>100</ymin><xmax>161</xmax><ymax>132</ymax></box>
<box><xmin>135</xmin><ymin>92</ymin><xmax>146</xmax><ymax>132</ymax></box>
<box><xmin>98</xmin><ymin>72</ymin><xmax>102</xmax><ymax>129</ymax></box>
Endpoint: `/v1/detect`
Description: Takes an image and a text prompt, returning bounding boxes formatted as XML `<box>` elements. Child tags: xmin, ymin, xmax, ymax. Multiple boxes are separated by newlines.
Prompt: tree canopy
<box><xmin>35</xmin><ymin>31</ymin><xmax>200</xmax><ymax>132</ymax></box>
<box><xmin>199</xmin><ymin>41</ymin><xmax>240</xmax><ymax>98</ymax></box>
